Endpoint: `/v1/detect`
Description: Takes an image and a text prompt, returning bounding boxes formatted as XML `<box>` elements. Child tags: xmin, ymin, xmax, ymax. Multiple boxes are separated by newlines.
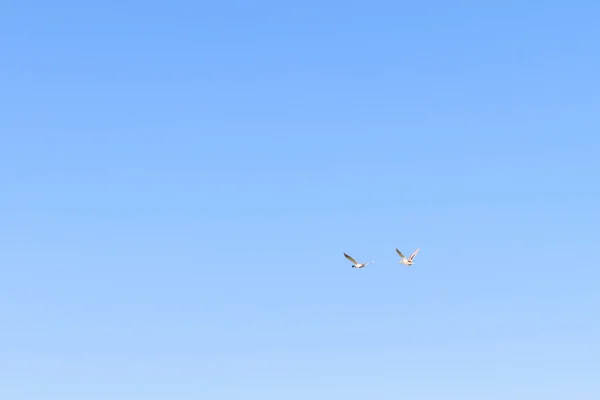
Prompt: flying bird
<box><xmin>343</xmin><ymin>252</ymin><xmax>373</xmax><ymax>268</ymax></box>
<box><xmin>396</xmin><ymin>248</ymin><xmax>420</xmax><ymax>266</ymax></box>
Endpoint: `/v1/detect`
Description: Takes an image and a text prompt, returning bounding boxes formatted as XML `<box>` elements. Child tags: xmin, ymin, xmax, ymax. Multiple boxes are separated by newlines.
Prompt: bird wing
<box><xmin>408</xmin><ymin>248</ymin><xmax>420</xmax><ymax>261</ymax></box>
<box><xmin>344</xmin><ymin>252</ymin><xmax>358</xmax><ymax>264</ymax></box>
<box><xmin>396</xmin><ymin>248</ymin><xmax>407</xmax><ymax>260</ymax></box>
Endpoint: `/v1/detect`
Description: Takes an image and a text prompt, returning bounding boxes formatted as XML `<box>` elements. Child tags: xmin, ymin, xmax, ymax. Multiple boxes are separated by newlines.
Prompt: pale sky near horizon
<box><xmin>2</xmin><ymin>1</ymin><xmax>600</xmax><ymax>399</ymax></box>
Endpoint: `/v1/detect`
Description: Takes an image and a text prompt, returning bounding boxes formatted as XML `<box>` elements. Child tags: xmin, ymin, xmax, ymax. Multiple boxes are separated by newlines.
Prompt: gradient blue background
<box><xmin>2</xmin><ymin>1</ymin><xmax>599</xmax><ymax>399</ymax></box>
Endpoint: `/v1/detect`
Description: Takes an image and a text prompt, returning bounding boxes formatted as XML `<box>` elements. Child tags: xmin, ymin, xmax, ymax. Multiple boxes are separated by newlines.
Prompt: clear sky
<box><xmin>2</xmin><ymin>1</ymin><xmax>599</xmax><ymax>399</ymax></box>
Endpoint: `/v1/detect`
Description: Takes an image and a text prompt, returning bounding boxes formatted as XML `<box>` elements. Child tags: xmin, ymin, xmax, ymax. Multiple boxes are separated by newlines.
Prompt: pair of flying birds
<box><xmin>343</xmin><ymin>248</ymin><xmax>420</xmax><ymax>269</ymax></box>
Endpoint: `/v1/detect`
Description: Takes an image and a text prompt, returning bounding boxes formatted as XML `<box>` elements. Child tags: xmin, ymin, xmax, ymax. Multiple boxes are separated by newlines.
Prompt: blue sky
<box><xmin>2</xmin><ymin>1</ymin><xmax>599</xmax><ymax>399</ymax></box>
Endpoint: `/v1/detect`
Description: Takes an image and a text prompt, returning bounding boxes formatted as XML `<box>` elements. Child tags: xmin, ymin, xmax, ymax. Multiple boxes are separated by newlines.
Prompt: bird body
<box><xmin>396</xmin><ymin>248</ymin><xmax>420</xmax><ymax>266</ymax></box>
<box><xmin>343</xmin><ymin>252</ymin><xmax>373</xmax><ymax>268</ymax></box>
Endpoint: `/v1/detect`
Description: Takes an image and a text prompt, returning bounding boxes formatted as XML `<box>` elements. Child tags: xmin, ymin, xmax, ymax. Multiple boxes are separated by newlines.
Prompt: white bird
<box><xmin>343</xmin><ymin>252</ymin><xmax>373</xmax><ymax>268</ymax></box>
<box><xmin>396</xmin><ymin>248</ymin><xmax>420</xmax><ymax>266</ymax></box>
